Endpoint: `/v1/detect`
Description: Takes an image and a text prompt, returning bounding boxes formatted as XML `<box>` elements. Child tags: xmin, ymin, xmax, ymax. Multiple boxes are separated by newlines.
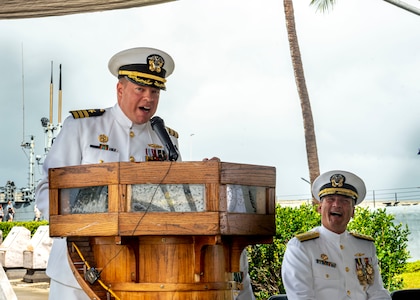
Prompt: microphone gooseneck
<box><xmin>150</xmin><ymin>116</ymin><xmax>179</xmax><ymax>161</ymax></box>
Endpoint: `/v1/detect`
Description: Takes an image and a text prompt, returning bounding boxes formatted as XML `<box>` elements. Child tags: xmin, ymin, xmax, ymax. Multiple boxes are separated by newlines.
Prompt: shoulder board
<box><xmin>70</xmin><ymin>109</ymin><xmax>105</xmax><ymax>119</ymax></box>
<box><xmin>296</xmin><ymin>231</ymin><xmax>320</xmax><ymax>242</ymax></box>
<box><xmin>350</xmin><ymin>232</ymin><xmax>374</xmax><ymax>242</ymax></box>
<box><xmin>166</xmin><ymin>127</ymin><xmax>179</xmax><ymax>138</ymax></box>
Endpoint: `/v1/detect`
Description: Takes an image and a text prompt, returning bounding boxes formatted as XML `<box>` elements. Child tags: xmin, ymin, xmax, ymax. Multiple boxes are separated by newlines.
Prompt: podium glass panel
<box><xmin>227</xmin><ymin>185</ymin><xmax>267</xmax><ymax>214</ymax></box>
<box><xmin>129</xmin><ymin>184</ymin><xmax>206</xmax><ymax>212</ymax></box>
<box><xmin>59</xmin><ymin>186</ymin><xmax>108</xmax><ymax>214</ymax></box>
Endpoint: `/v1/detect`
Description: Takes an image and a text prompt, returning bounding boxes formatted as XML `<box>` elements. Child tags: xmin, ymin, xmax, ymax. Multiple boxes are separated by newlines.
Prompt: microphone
<box><xmin>150</xmin><ymin>116</ymin><xmax>179</xmax><ymax>161</ymax></box>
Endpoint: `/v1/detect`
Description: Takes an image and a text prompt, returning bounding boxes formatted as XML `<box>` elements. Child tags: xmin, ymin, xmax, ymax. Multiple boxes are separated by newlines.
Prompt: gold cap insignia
<box><xmin>148</xmin><ymin>54</ymin><xmax>164</xmax><ymax>73</ymax></box>
<box><xmin>330</xmin><ymin>174</ymin><xmax>345</xmax><ymax>187</ymax></box>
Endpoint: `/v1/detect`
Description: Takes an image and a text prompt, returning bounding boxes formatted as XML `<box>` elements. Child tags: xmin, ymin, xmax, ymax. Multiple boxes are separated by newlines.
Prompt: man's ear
<box><xmin>116</xmin><ymin>81</ymin><xmax>125</xmax><ymax>102</ymax></box>
<box><xmin>316</xmin><ymin>201</ymin><xmax>322</xmax><ymax>213</ymax></box>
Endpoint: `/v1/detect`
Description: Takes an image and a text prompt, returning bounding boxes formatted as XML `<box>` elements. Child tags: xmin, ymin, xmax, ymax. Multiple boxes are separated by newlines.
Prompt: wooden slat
<box><xmin>118</xmin><ymin>212</ymin><xmax>220</xmax><ymax>236</ymax></box>
<box><xmin>108</xmin><ymin>184</ymin><xmax>120</xmax><ymax>213</ymax></box>
<box><xmin>49</xmin><ymin>162</ymin><xmax>119</xmax><ymax>189</ymax></box>
<box><xmin>256</xmin><ymin>187</ymin><xmax>267</xmax><ymax>214</ymax></box>
<box><xmin>206</xmin><ymin>183</ymin><xmax>220</xmax><ymax>211</ymax></box>
<box><xmin>119</xmin><ymin>161</ymin><xmax>220</xmax><ymax>184</ymax></box>
<box><xmin>138</xmin><ymin>237</ymin><xmax>195</xmax><ymax>283</ymax></box>
<box><xmin>219</xmin><ymin>213</ymin><xmax>275</xmax><ymax>236</ymax></box>
<box><xmin>49</xmin><ymin>188</ymin><xmax>59</xmax><ymax>216</ymax></box>
<box><xmin>50</xmin><ymin>213</ymin><xmax>118</xmax><ymax>237</ymax></box>
<box><xmin>220</xmin><ymin>162</ymin><xmax>276</xmax><ymax>187</ymax></box>
<box><xmin>109</xmin><ymin>281</ymin><xmax>232</xmax><ymax>292</ymax></box>
<box><xmin>91</xmin><ymin>241</ymin><xmax>135</xmax><ymax>283</ymax></box>
<box><xmin>119</xmin><ymin>184</ymin><xmax>128</xmax><ymax>212</ymax></box>
<box><xmin>116</xmin><ymin>290</ymin><xmax>233</xmax><ymax>299</ymax></box>
<box><xmin>217</xmin><ymin>185</ymin><xmax>227</xmax><ymax>212</ymax></box>
<box><xmin>268</xmin><ymin>187</ymin><xmax>276</xmax><ymax>214</ymax></box>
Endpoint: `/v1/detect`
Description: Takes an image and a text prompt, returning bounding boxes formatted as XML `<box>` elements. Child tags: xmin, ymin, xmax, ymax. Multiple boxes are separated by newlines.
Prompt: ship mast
<box><xmin>57</xmin><ymin>64</ymin><xmax>63</xmax><ymax>134</ymax></box>
<box><xmin>20</xmin><ymin>137</ymin><xmax>36</xmax><ymax>201</ymax></box>
<box><xmin>46</xmin><ymin>61</ymin><xmax>55</xmax><ymax>153</ymax></box>
<box><xmin>42</xmin><ymin>62</ymin><xmax>63</xmax><ymax>153</ymax></box>
<box><xmin>18</xmin><ymin>61</ymin><xmax>63</xmax><ymax>203</ymax></box>
<box><xmin>19</xmin><ymin>45</ymin><xmax>36</xmax><ymax>201</ymax></box>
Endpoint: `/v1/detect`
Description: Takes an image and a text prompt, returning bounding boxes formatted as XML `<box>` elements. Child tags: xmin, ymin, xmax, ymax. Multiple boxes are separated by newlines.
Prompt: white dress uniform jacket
<box><xmin>282</xmin><ymin>226</ymin><xmax>391</xmax><ymax>300</ymax></box>
<box><xmin>35</xmin><ymin>103</ymin><xmax>181</xmax><ymax>298</ymax></box>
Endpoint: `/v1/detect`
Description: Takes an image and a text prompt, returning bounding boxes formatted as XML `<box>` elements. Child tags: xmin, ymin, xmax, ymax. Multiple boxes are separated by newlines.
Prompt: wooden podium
<box><xmin>49</xmin><ymin>160</ymin><xmax>276</xmax><ymax>299</ymax></box>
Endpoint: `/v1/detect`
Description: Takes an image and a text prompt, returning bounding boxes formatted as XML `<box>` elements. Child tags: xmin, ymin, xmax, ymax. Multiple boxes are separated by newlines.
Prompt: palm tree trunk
<box><xmin>283</xmin><ymin>0</ymin><xmax>320</xmax><ymax>204</ymax></box>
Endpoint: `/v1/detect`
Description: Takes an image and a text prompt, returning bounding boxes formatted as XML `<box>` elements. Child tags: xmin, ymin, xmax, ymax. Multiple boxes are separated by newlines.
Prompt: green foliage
<box><xmin>0</xmin><ymin>221</ymin><xmax>49</xmax><ymax>240</ymax></box>
<box><xmin>401</xmin><ymin>261</ymin><xmax>420</xmax><ymax>288</ymax></box>
<box><xmin>248</xmin><ymin>204</ymin><xmax>320</xmax><ymax>299</ymax></box>
<box><xmin>405</xmin><ymin>261</ymin><xmax>420</xmax><ymax>273</ymax></box>
<box><xmin>248</xmin><ymin>204</ymin><xmax>410</xmax><ymax>299</ymax></box>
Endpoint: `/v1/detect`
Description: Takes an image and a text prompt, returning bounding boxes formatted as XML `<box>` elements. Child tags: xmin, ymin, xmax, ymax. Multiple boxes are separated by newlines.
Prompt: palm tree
<box><xmin>284</xmin><ymin>0</ymin><xmax>418</xmax><ymax>205</ymax></box>
<box><xmin>283</xmin><ymin>0</ymin><xmax>320</xmax><ymax>204</ymax></box>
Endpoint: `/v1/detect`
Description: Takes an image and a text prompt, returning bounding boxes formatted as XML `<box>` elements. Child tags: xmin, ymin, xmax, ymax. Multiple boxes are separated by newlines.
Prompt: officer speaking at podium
<box><xmin>35</xmin><ymin>47</ymin><xmax>255</xmax><ymax>300</ymax></box>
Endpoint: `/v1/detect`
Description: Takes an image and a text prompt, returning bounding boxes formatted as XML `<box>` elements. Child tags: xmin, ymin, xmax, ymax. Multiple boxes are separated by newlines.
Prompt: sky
<box><xmin>0</xmin><ymin>0</ymin><xmax>419</xmax><ymax>203</ymax></box>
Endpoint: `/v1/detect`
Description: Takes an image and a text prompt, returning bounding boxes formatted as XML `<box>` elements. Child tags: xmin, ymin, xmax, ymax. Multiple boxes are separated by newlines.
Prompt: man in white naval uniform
<box><xmin>282</xmin><ymin>170</ymin><xmax>391</xmax><ymax>300</ymax></box>
<box><xmin>35</xmin><ymin>47</ymin><xmax>255</xmax><ymax>299</ymax></box>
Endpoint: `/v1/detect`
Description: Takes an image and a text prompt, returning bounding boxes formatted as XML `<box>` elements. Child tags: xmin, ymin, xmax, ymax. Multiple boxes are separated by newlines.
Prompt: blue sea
<box><xmin>384</xmin><ymin>205</ymin><xmax>420</xmax><ymax>262</ymax></box>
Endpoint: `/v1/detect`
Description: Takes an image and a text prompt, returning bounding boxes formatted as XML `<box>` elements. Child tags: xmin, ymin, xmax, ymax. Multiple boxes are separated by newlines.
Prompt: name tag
<box><xmin>316</xmin><ymin>259</ymin><xmax>337</xmax><ymax>268</ymax></box>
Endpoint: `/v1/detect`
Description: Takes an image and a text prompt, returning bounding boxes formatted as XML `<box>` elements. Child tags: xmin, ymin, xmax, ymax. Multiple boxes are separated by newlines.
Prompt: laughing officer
<box><xmin>281</xmin><ymin>170</ymin><xmax>391</xmax><ymax>300</ymax></box>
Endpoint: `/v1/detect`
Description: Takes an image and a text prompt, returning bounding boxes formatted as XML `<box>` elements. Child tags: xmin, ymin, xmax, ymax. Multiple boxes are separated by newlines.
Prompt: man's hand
<box><xmin>202</xmin><ymin>157</ymin><xmax>221</xmax><ymax>162</ymax></box>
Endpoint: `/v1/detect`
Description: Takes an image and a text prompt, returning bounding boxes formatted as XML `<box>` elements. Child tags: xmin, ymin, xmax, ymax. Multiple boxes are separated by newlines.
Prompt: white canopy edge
<box><xmin>0</xmin><ymin>0</ymin><xmax>176</xmax><ymax>19</ymax></box>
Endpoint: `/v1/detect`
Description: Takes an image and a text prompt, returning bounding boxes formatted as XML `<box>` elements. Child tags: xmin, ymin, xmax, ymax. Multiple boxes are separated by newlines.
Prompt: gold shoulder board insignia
<box><xmin>70</xmin><ymin>109</ymin><xmax>105</xmax><ymax>119</ymax></box>
<box><xmin>350</xmin><ymin>232</ymin><xmax>374</xmax><ymax>242</ymax></box>
<box><xmin>166</xmin><ymin>127</ymin><xmax>179</xmax><ymax>138</ymax></box>
<box><xmin>296</xmin><ymin>231</ymin><xmax>320</xmax><ymax>242</ymax></box>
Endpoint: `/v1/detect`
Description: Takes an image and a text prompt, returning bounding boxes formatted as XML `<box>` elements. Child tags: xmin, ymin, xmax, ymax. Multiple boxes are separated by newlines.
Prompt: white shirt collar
<box><xmin>111</xmin><ymin>103</ymin><xmax>149</xmax><ymax>131</ymax></box>
<box><xmin>320</xmin><ymin>225</ymin><xmax>348</xmax><ymax>244</ymax></box>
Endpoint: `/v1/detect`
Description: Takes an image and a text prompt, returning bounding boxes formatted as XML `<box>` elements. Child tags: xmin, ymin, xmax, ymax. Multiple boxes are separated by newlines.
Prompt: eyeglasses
<box><xmin>322</xmin><ymin>196</ymin><xmax>354</xmax><ymax>206</ymax></box>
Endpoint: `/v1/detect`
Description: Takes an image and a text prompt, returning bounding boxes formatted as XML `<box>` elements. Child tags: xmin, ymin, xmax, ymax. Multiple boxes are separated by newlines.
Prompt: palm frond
<box><xmin>310</xmin><ymin>0</ymin><xmax>337</xmax><ymax>13</ymax></box>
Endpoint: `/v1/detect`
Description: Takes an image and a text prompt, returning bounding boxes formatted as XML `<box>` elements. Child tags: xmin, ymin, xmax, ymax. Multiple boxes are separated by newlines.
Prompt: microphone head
<box><xmin>150</xmin><ymin>116</ymin><xmax>164</xmax><ymax>128</ymax></box>
<box><xmin>150</xmin><ymin>115</ymin><xmax>179</xmax><ymax>161</ymax></box>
